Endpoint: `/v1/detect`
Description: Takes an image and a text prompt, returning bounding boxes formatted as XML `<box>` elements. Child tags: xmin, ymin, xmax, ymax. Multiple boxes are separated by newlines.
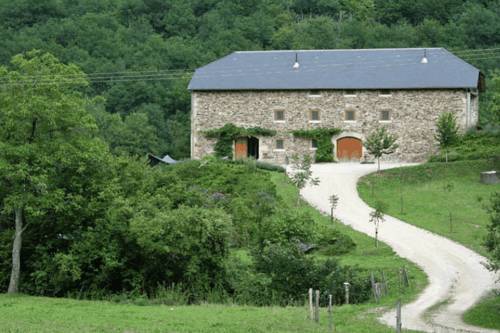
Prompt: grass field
<box><xmin>463</xmin><ymin>292</ymin><xmax>500</xmax><ymax>330</ymax></box>
<box><xmin>0</xmin><ymin>172</ymin><xmax>426</xmax><ymax>333</ymax></box>
<box><xmin>357</xmin><ymin>159</ymin><xmax>499</xmax><ymax>256</ymax></box>
<box><xmin>357</xmin><ymin>159</ymin><xmax>499</xmax><ymax>329</ymax></box>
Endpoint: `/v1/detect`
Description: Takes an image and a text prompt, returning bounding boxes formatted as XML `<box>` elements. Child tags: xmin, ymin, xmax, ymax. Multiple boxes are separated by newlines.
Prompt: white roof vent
<box><xmin>292</xmin><ymin>52</ymin><xmax>300</xmax><ymax>69</ymax></box>
<box><xmin>420</xmin><ymin>49</ymin><xmax>428</xmax><ymax>64</ymax></box>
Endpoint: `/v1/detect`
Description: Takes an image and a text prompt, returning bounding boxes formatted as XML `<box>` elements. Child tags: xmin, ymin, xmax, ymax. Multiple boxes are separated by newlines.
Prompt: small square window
<box><xmin>311</xmin><ymin>139</ymin><xmax>318</xmax><ymax>149</ymax></box>
<box><xmin>274</xmin><ymin>110</ymin><xmax>285</xmax><ymax>121</ymax></box>
<box><xmin>345</xmin><ymin>110</ymin><xmax>356</xmax><ymax>121</ymax></box>
<box><xmin>310</xmin><ymin>110</ymin><xmax>320</xmax><ymax>121</ymax></box>
<box><xmin>379</xmin><ymin>90</ymin><xmax>392</xmax><ymax>96</ymax></box>
<box><xmin>308</xmin><ymin>90</ymin><xmax>321</xmax><ymax>97</ymax></box>
<box><xmin>380</xmin><ymin>110</ymin><xmax>391</xmax><ymax>121</ymax></box>
<box><xmin>275</xmin><ymin>139</ymin><xmax>284</xmax><ymax>150</ymax></box>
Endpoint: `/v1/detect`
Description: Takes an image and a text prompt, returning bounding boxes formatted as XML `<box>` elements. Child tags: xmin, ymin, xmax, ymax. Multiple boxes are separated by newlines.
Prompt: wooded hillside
<box><xmin>0</xmin><ymin>0</ymin><xmax>499</xmax><ymax>158</ymax></box>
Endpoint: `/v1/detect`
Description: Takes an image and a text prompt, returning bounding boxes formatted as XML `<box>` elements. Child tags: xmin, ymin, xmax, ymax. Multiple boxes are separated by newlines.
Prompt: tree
<box><xmin>369</xmin><ymin>201</ymin><xmax>386</xmax><ymax>248</ymax></box>
<box><xmin>288</xmin><ymin>154</ymin><xmax>319</xmax><ymax>205</ymax></box>
<box><xmin>0</xmin><ymin>51</ymin><xmax>99</xmax><ymax>293</ymax></box>
<box><xmin>364</xmin><ymin>127</ymin><xmax>398</xmax><ymax>172</ymax></box>
<box><xmin>435</xmin><ymin>112</ymin><xmax>459</xmax><ymax>163</ymax></box>
<box><xmin>485</xmin><ymin>192</ymin><xmax>500</xmax><ymax>272</ymax></box>
<box><xmin>329</xmin><ymin>194</ymin><xmax>339</xmax><ymax>223</ymax></box>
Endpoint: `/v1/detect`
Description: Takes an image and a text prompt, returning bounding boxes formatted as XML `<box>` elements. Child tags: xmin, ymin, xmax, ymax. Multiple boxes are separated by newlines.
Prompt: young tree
<box><xmin>369</xmin><ymin>201</ymin><xmax>386</xmax><ymax>248</ymax></box>
<box><xmin>289</xmin><ymin>154</ymin><xmax>319</xmax><ymax>205</ymax></box>
<box><xmin>435</xmin><ymin>112</ymin><xmax>459</xmax><ymax>163</ymax></box>
<box><xmin>364</xmin><ymin>127</ymin><xmax>398</xmax><ymax>172</ymax></box>
<box><xmin>0</xmin><ymin>51</ymin><xmax>99</xmax><ymax>293</ymax></box>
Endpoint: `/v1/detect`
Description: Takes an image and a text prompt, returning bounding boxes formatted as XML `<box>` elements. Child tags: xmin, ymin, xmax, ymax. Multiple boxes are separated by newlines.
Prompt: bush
<box><xmin>430</xmin><ymin>131</ymin><xmax>500</xmax><ymax>162</ymax></box>
<box><xmin>316</xmin><ymin>226</ymin><xmax>356</xmax><ymax>256</ymax></box>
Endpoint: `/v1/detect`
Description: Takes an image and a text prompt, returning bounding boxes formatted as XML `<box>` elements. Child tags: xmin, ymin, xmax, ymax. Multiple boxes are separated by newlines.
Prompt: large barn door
<box><xmin>337</xmin><ymin>137</ymin><xmax>362</xmax><ymax>161</ymax></box>
<box><xmin>234</xmin><ymin>137</ymin><xmax>248</xmax><ymax>160</ymax></box>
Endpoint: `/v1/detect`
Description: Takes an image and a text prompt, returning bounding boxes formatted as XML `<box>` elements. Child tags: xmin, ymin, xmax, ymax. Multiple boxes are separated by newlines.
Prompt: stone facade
<box><xmin>191</xmin><ymin>89</ymin><xmax>478</xmax><ymax>164</ymax></box>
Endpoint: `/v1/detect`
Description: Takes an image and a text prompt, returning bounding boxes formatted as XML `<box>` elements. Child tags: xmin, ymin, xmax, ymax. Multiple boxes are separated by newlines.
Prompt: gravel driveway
<box><xmin>300</xmin><ymin>162</ymin><xmax>499</xmax><ymax>333</ymax></box>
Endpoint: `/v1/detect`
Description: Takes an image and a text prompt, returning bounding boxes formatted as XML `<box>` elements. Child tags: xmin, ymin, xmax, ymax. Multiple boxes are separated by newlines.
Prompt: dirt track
<box><xmin>300</xmin><ymin>163</ymin><xmax>499</xmax><ymax>333</ymax></box>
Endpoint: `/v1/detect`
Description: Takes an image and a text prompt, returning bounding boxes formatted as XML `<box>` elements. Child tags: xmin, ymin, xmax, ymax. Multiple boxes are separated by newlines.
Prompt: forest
<box><xmin>0</xmin><ymin>0</ymin><xmax>499</xmax><ymax>309</ymax></box>
<box><xmin>0</xmin><ymin>0</ymin><xmax>499</xmax><ymax>159</ymax></box>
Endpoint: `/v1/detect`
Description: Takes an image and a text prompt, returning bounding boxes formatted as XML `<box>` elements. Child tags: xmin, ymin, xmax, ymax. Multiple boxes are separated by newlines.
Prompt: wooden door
<box><xmin>234</xmin><ymin>137</ymin><xmax>248</xmax><ymax>160</ymax></box>
<box><xmin>337</xmin><ymin>137</ymin><xmax>362</xmax><ymax>160</ymax></box>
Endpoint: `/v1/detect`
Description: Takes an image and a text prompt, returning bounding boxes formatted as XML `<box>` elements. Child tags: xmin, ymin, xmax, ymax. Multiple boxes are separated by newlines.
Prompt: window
<box><xmin>380</xmin><ymin>110</ymin><xmax>391</xmax><ymax>121</ymax></box>
<box><xmin>311</xmin><ymin>139</ymin><xmax>318</xmax><ymax>149</ymax></box>
<box><xmin>275</xmin><ymin>139</ymin><xmax>284</xmax><ymax>150</ymax></box>
<box><xmin>344</xmin><ymin>90</ymin><xmax>357</xmax><ymax>97</ymax></box>
<box><xmin>345</xmin><ymin>110</ymin><xmax>356</xmax><ymax>121</ymax></box>
<box><xmin>379</xmin><ymin>90</ymin><xmax>392</xmax><ymax>97</ymax></box>
<box><xmin>274</xmin><ymin>110</ymin><xmax>285</xmax><ymax>121</ymax></box>
<box><xmin>309</xmin><ymin>110</ymin><xmax>320</xmax><ymax>122</ymax></box>
<box><xmin>308</xmin><ymin>90</ymin><xmax>321</xmax><ymax>97</ymax></box>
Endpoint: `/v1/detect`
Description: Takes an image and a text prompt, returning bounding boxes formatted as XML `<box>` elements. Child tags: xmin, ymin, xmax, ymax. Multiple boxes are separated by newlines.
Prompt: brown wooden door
<box><xmin>234</xmin><ymin>137</ymin><xmax>248</xmax><ymax>160</ymax></box>
<box><xmin>337</xmin><ymin>137</ymin><xmax>362</xmax><ymax>160</ymax></box>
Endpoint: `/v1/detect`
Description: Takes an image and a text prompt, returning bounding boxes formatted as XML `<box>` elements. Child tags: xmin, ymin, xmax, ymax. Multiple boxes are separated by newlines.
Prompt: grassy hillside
<box><xmin>357</xmin><ymin>159</ymin><xmax>499</xmax><ymax>329</ymax></box>
<box><xmin>358</xmin><ymin>159</ymin><xmax>499</xmax><ymax>256</ymax></box>
<box><xmin>0</xmin><ymin>172</ymin><xmax>426</xmax><ymax>333</ymax></box>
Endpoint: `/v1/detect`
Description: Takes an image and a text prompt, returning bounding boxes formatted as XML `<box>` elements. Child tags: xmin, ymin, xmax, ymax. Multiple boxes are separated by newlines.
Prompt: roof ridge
<box><xmin>234</xmin><ymin>48</ymin><xmax>444</xmax><ymax>53</ymax></box>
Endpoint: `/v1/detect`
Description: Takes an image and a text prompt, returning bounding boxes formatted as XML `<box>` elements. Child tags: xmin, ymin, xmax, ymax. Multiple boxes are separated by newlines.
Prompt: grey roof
<box><xmin>188</xmin><ymin>48</ymin><xmax>480</xmax><ymax>91</ymax></box>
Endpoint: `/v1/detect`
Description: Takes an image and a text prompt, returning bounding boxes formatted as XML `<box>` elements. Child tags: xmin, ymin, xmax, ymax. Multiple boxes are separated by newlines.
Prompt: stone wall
<box><xmin>191</xmin><ymin>89</ymin><xmax>477</xmax><ymax>164</ymax></box>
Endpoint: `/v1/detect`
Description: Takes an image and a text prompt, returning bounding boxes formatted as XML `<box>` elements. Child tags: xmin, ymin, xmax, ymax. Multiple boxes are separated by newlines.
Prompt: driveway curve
<box><xmin>300</xmin><ymin>163</ymin><xmax>498</xmax><ymax>333</ymax></box>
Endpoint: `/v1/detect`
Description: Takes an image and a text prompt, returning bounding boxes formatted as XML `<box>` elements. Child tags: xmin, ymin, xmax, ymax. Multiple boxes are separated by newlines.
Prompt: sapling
<box><xmin>444</xmin><ymin>182</ymin><xmax>454</xmax><ymax>233</ymax></box>
<box><xmin>289</xmin><ymin>154</ymin><xmax>320</xmax><ymax>205</ymax></box>
<box><xmin>329</xmin><ymin>194</ymin><xmax>339</xmax><ymax>223</ymax></box>
<box><xmin>369</xmin><ymin>201</ymin><xmax>387</xmax><ymax>248</ymax></box>
<box><xmin>364</xmin><ymin>127</ymin><xmax>399</xmax><ymax>172</ymax></box>
<box><xmin>435</xmin><ymin>112</ymin><xmax>459</xmax><ymax>163</ymax></box>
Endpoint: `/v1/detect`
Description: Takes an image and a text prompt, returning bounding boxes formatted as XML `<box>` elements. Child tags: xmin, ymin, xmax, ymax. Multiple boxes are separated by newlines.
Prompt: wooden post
<box><xmin>381</xmin><ymin>270</ymin><xmax>388</xmax><ymax>295</ymax></box>
<box><xmin>396</xmin><ymin>299</ymin><xmax>402</xmax><ymax>333</ymax></box>
<box><xmin>314</xmin><ymin>290</ymin><xmax>320</xmax><ymax>323</ymax></box>
<box><xmin>402</xmin><ymin>267</ymin><xmax>409</xmax><ymax>288</ymax></box>
<box><xmin>328</xmin><ymin>294</ymin><xmax>334</xmax><ymax>332</ymax></box>
<box><xmin>308</xmin><ymin>288</ymin><xmax>314</xmax><ymax>320</ymax></box>
<box><xmin>343</xmin><ymin>282</ymin><xmax>350</xmax><ymax>305</ymax></box>
<box><xmin>370</xmin><ymin>272</ymin><xmax>377</xmax><ymax>301</ymax></box>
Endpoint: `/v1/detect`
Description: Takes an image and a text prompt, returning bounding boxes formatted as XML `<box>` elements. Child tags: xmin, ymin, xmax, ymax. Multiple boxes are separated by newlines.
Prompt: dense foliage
<box><xmin>0</xmin><ymin>0</ymin><xmax>498</xmax><ymax>158</ymax></box>
<box><xmin>204</xmin><ymin>123</ymin><xmax>276</xmax><ymax>158</ymax></box>
<box><xmin>292</xmin><ymin>128</ymin><xmax>341</xmax><ymax>162</ymax></box>
<box><xmin>430</xmin><ymin>130</ymin><xmax>500</xmax><ymax>162</ymax></box>
<box><xmin>485</xmin><ymin>192</ymin><xmax>500</xmax><ymax>271</ymax></box>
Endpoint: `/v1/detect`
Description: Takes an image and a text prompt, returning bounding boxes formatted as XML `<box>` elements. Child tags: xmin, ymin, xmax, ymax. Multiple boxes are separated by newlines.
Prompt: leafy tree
<box><xmin>369</xmin><ymin>201</ymin><xmax>386</xmax><ymax>248</ymax></box>
<box><xmin>0</xmin><ymin>51</ymin><xmax>105</xmax><ymax>293</ymax></box>
<box><xmin>288</xmin><ymin>154</ymin><xmax>320</xmax><ymax>204</ymax></box>
<box><xmin>435</xmin><ymin>112</ymin><xmax>459</xmax><ymax>163</ymax></box>
<box><xmin>364</xmin><ymin>127</ymin><xmax>399</xmax><ymax>172</ymax></box>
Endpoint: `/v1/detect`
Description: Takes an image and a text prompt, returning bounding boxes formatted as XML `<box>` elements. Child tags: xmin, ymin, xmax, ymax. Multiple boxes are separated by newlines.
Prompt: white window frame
<box><xmin>307</xmin><ymin>90</ymin><xmax>322</xmax><ymax>98</ymax></box>
<box><xmin>310</xmin><ymin>139</ymin><xmax>318</xmax><ymax>150</ymax></box>
<box><xmin>343</xmin><ymin>90</ymin><xmax>357</xmax><ymax>97</ymax></box>
<box><xmin>379</xmin><ymin>90</ymin><xmax>392</xmax><ymax>97</ymax></box>
<box><xmin>309</xmin><ymin>109</ymin><xmax>321</xmax><ymax>123</ymax></box>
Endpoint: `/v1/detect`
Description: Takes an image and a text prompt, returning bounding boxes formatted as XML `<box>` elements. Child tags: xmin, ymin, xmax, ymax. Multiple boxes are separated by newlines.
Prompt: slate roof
<box><xmin>188</xmin><ymin>48</ymin><xmax>480</xmax><ymax>91</ymax></box>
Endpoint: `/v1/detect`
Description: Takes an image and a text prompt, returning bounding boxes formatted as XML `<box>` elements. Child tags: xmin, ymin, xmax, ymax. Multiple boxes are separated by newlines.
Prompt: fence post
<box><xmin>328</xmin><ymin>294</ymin><xmax>334</xmax><ymax>332</ymax></box>
<box><xmin>314</xmin><ymin>290</ymin><xmax>320</xmax><ymax>323</ymax></box>
<box><xmin>381</xmin><ymin>270</ymin><xmax>388</xmax><ymax>295</ymax></box>
<box><xmin>308</xmin><ymin>288</ymin><xmax>314</xmax><ymax>320</ymax></box>
<box><xmin>343</xmin><ymin>282</ymin><xmax>350</xmax><ymax>305</ymax></box>
<box><xmin>396</xmin><ymin>299</ymin><xmax>402</xmax><ymax>333</ymax></box>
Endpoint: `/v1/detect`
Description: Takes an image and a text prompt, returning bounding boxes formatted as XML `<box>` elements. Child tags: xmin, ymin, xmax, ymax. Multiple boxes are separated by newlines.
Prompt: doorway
<box><xmin>337</xmin><ymin>137</ymin><xmax>362</xmax><ymax>161</ymax></box>
<box><xmin>234</xmin><ymin>137</ymin><xmax>259</xmax><ymax>160</ymax></box>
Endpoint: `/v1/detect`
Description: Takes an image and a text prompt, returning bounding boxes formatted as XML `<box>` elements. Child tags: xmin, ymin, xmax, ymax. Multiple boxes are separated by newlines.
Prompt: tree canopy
<box><xmin>0</xmin><ymin>0</ymin><xmax>498</xmax><ymax>158</ymax></box>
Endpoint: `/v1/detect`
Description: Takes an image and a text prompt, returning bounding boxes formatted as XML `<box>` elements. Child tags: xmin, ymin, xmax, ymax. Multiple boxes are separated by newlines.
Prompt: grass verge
<box><xmin>463</xmin><ymin>292</ymin><xmax>500</xmax><ymax>330</ymax></box>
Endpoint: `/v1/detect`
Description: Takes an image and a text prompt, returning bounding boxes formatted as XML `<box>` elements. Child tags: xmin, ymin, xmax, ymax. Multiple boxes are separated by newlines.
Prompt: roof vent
<box><xmin>420</xmin><ymin>49</ymin><xmax>428</xmax><ymax>64</ymax></box>
<box><xmin>292</xmin><ymin>52</ymin><xmax>300</xmax><ymax>70</ymax></box>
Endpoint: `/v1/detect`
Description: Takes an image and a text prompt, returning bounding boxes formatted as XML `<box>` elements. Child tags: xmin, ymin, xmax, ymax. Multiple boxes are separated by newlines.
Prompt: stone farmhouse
<box><xmin>188</xmin><ymin>48</ymin><xmax>482</xmax><ymax>163</ymax></box>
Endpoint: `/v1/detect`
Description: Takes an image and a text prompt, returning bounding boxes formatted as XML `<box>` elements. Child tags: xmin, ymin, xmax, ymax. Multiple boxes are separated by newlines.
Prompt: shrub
<box><xmin>429</xmin><ymin>131</ymin><xmax>500</xmax><ymax>162</ymax></box>
<box><xmin>316</xmin><ymin>226</ymin><xmax>356</xmax><ymax>256</ymax></box>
